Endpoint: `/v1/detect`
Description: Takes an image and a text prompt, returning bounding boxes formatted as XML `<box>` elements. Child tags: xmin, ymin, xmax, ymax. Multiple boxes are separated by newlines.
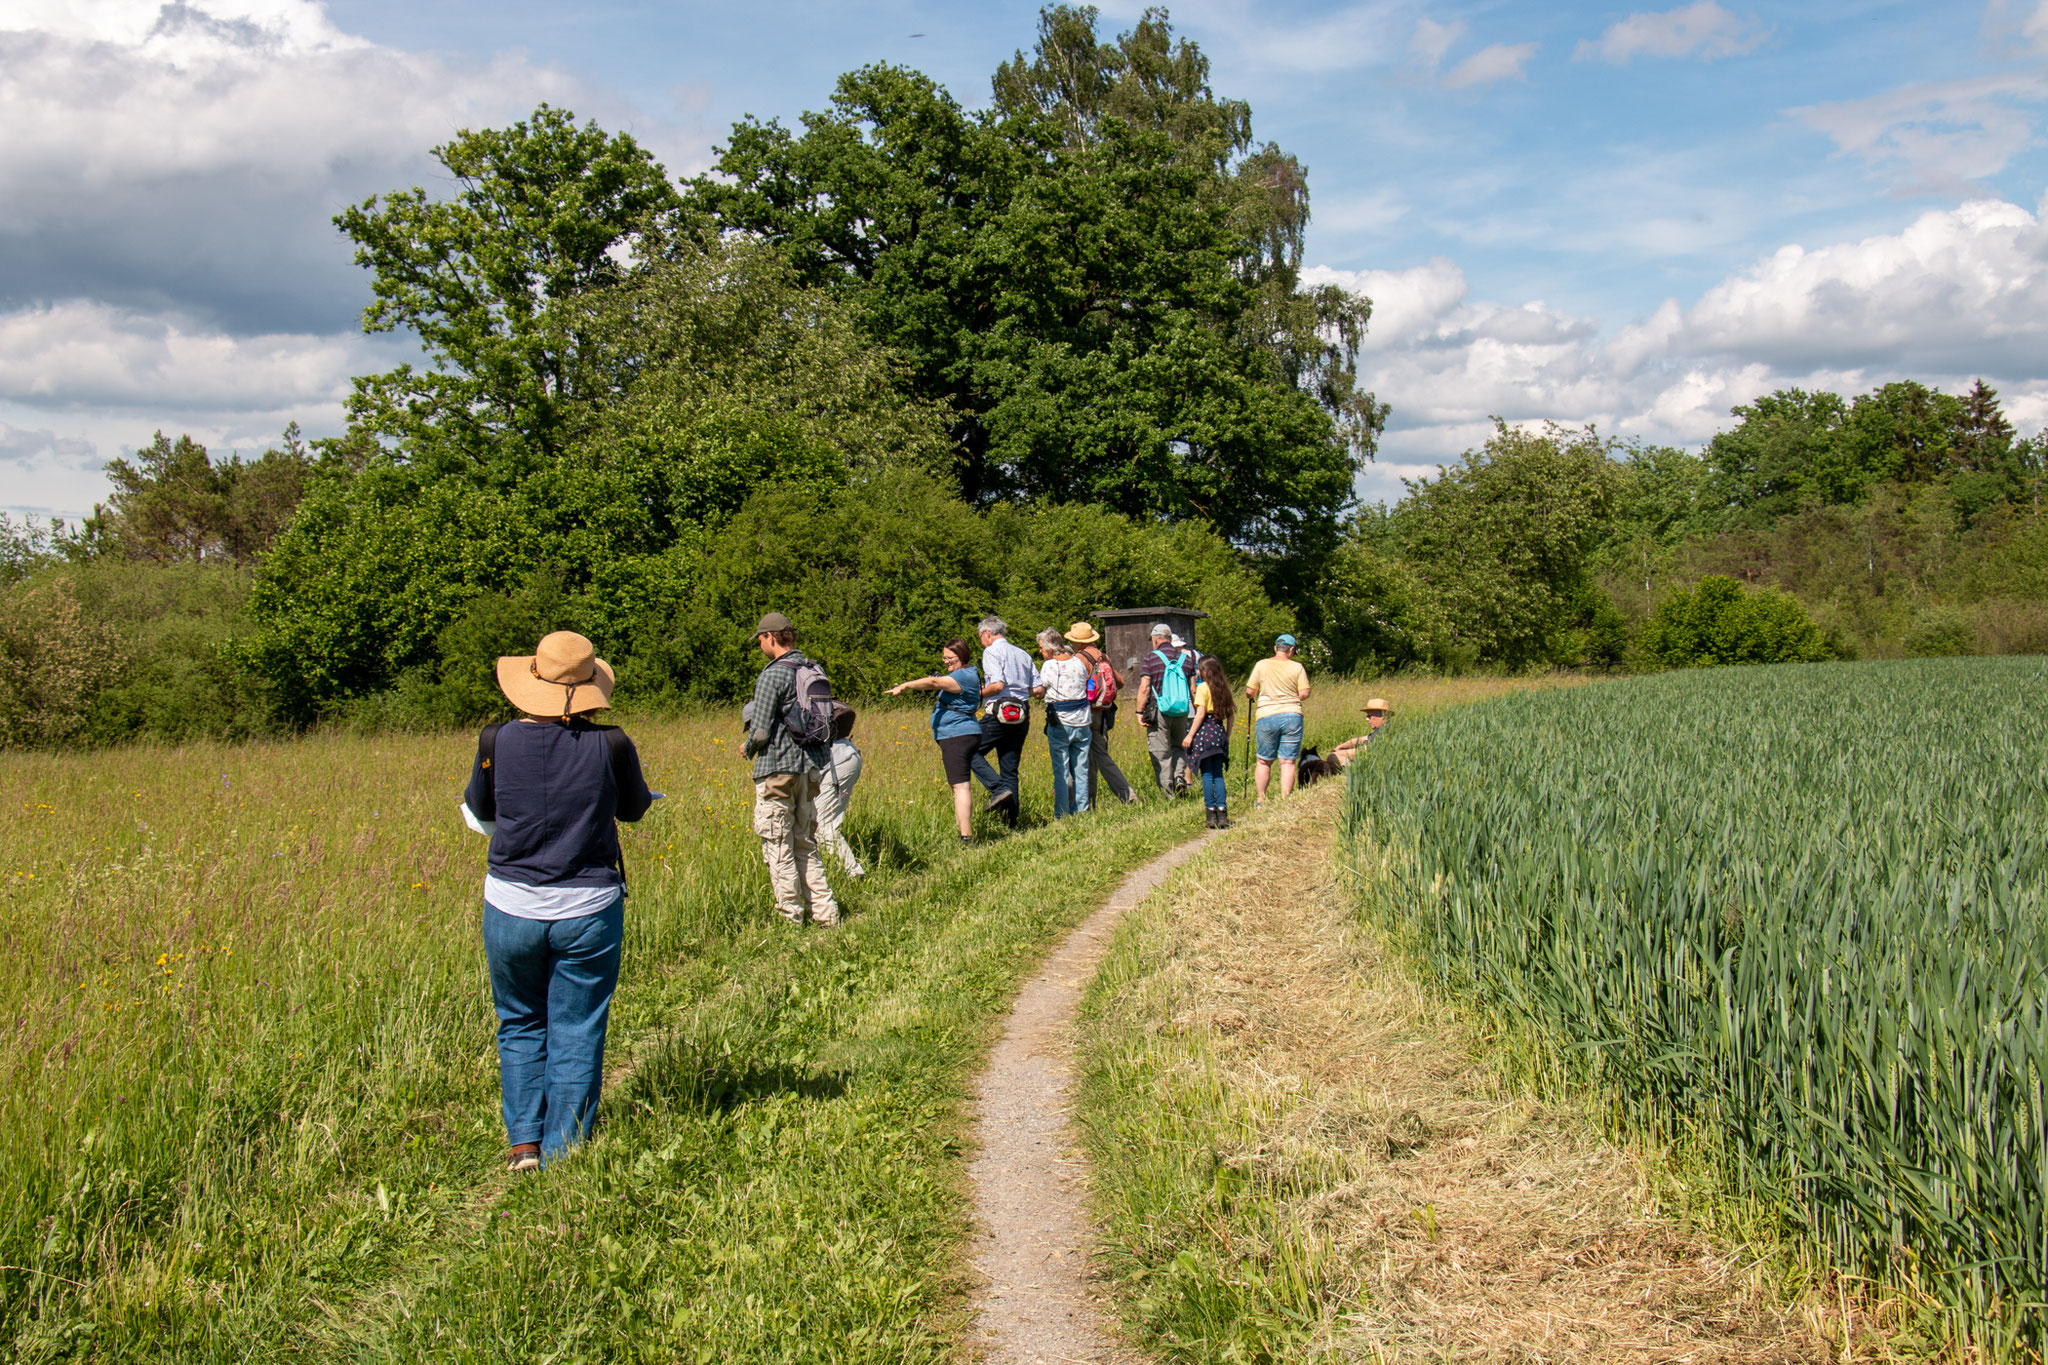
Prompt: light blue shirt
<box><xmin>981</xmin><ymin>635</ymin><xmax>1037</xmax><ymax>704</ymax></box>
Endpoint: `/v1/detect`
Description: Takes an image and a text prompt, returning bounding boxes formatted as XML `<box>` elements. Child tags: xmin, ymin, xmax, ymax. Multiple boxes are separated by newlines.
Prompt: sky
<box><xmin>7</xmin><ymin>0</ymin><xmax>2048</xmax><ymax>519</ymax></box>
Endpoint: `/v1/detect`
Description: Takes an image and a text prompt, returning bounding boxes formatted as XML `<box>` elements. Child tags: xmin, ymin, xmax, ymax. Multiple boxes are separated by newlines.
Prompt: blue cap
<box><xmin>1275</xmin><ymin>633</ymin><xmax>1297</xmax><ymax>648</ymax></box>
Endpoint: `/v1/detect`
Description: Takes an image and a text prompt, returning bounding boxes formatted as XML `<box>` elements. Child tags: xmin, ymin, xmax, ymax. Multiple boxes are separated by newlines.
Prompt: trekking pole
<box><xmin>1239</xmin><ymin>704</ymin><xmax>1251</xmax><ymax>802</ymax></box>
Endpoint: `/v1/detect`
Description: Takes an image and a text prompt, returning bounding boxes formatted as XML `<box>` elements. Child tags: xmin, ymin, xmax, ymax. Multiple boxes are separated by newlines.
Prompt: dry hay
<box><xmin>1145</xmin><ymin>786</ymin><xmax>1845</xmax><ymax>1363</ymax></box>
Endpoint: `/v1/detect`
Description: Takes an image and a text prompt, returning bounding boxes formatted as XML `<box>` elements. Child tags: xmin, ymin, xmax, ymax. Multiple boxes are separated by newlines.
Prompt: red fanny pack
<box><xmin>995</xmin><ymin>699</ymin><xmax>1026</xmax><ymax>724</ymax></box>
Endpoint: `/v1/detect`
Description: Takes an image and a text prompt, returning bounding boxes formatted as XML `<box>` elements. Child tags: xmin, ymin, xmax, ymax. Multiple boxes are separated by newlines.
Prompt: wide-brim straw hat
<box><xmin>1065</xmin><ymin>620</ymin><xmax>1101</xmax><ymax>644</ymax></box>
<box><xmin>1364</xmin><ymin>696</ymin><xmax>1391</xmax><ymax>714</ymax></box>
<box><xmin>497</xmin><ymin>631</ymin><xmax>616</xmax><ymax>717</ymax></box>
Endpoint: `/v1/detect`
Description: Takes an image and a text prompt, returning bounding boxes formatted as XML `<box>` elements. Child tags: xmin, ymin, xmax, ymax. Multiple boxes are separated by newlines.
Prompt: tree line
<box><xmin>4</xmin><ymin>4</ymin><xmax>2046</xmax><ymax>748</ymax></box>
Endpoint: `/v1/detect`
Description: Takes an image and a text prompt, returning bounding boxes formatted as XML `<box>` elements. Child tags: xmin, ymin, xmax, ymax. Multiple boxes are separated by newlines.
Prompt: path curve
<box><xmin>966</xmin><ymin>828</ymin><xmax>1219</xmax><ymax>1364</ymax></box>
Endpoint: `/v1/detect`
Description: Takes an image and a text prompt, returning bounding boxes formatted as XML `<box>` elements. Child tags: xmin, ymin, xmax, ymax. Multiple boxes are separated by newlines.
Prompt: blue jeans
<box><xmin>1046</xmin><ymin>722</ymin><xmax>1092</xmax><ymax>818</ymax></box>
<box><xmin>482</xmin><ymin>896</ymin><xmax>624</xmax><ymax>1161</ymax></box>
<box><xmin>1199</xmin><ymin>753</ymin><xmax>1228</xmax><ymax>809</ymax></box>
<box><xmin>1255</xmin><ymin>712</ymin><xmax>1304</xmax><ymax>762</ymax></box>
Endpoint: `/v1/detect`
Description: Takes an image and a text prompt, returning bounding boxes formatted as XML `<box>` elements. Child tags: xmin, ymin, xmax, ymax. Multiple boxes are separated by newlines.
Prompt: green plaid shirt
<box><xmin>744</xmin><ymin>651</ymin><xmax>828</xmax><ymax>780</ymax></box>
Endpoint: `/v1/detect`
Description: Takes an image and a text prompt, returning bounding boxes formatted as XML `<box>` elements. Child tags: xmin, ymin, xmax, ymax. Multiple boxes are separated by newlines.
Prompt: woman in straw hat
<box><xmin>1065</xmin><ymin>620</ymin><xmax>1137</xmax><ymax>807</ymax></box>
<box><xmin>460</xmin><ymin>631</ymin><xmax>657</xmax><ymax>1172</ymax></box>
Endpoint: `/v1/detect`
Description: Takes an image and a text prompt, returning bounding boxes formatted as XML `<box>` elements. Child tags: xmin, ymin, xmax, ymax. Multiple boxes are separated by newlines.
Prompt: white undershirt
<box><xmin>483</xmin><ymin>875</ymin><xmax>621</xmax><ymax>922</ymax></box>
<box><xmin>461</xmin><ymin>802</ymin><xmax>623</xmax><ymax>921</ymax></box>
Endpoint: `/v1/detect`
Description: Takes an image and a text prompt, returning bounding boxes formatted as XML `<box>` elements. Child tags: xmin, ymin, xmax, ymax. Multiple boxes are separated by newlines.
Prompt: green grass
<box><xmin>2</xmin><ymin>703</ymin><xmax>1196</xmax><ymax>1362</ymax></box>
<box><xmin>1340</xmin><ymin>657</ymin><xmax>2048</xmax><ymax>1358</ymax></box>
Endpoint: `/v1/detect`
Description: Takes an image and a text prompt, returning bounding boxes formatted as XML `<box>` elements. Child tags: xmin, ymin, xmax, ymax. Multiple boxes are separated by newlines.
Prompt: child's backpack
<box><xmin>1154</xmin><ymin>650</ymin><xmax>1192</xmax><ymax>717</ymax></box>
<box><xmin>773</xmin><ymin>653</ymin><xmax>837</xmax><ymax>745</ymax></box>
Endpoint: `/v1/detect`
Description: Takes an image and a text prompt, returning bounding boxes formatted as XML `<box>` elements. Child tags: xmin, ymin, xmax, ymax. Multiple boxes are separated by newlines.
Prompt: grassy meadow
<box><xmin>2</xmin><ymin>675</ymin><xmax>1391</xmax><ymax>1361</ymax></box>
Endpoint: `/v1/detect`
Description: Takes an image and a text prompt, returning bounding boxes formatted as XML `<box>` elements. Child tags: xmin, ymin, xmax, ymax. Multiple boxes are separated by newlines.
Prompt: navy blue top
<box><xmin>930</xmin><ymin>667</ymin><xmax>983</xmax><ymax>741</ymax></box>
<box><xmin>463</xmin><ymin>719</ymin><xmax>654</xmax><ymax>888</ymax></box>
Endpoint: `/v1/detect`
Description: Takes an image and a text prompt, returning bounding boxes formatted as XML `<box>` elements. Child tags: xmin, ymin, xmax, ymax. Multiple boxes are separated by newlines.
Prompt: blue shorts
<box><xmin>1255</xmin><ymin>712</ymin><xmax>1303</xmax><ymax>762</ymax></box>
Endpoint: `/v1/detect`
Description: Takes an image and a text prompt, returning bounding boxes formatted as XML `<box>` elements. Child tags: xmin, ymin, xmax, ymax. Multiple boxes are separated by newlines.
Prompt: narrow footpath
<box><xmin>965</xmin><ymin>826</ymin><xmax>1219</xmax><ymax>1365</ymax></box>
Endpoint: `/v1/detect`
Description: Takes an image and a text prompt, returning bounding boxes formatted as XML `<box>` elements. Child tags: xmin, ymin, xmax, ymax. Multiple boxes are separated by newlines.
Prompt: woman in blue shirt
<box><xmin>887</xmin><ymin>638</ymin><xmax>985</xmax><ymax>845</ymax></box>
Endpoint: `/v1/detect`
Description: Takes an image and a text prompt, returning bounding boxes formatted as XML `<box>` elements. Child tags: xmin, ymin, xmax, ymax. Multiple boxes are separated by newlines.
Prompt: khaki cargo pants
<box><xmin>753</xmin><ymin>769</ymin><xmax>838</xmax><ymax>926</ymax></box>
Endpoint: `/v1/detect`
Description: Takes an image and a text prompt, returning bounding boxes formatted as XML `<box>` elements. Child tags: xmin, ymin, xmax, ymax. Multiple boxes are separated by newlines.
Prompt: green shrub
<box><xmin>1640</xmin><ymin>575</ymin><xmax>1837</xmax><ymax>667</ymax></box>
<box><xmin>1904</xmin><ymin>606</ymin><xmax>1975</xmax><ymax>657</ymax></box>
<box><xmin>0</xmin><ymin>577</ymin><xmax>127</xmax><ymax>746</ymax></box>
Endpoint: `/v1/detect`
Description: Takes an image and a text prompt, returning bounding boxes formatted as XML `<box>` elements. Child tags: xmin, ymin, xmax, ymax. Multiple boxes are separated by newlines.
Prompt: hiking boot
<box><xmin>986</xmin><ymin>789</ymin><xmax>1016</xmax><ymax>812</ymax></box>
<box><xmin>507</xmin><ymin>1144</ymin><xmax>541</xmax><ymax>1174</ymax></box>
<box><xmin>1215</xmin><ymin>810</ymin><xmax>1231</xmax><ymax>829</ymax></box>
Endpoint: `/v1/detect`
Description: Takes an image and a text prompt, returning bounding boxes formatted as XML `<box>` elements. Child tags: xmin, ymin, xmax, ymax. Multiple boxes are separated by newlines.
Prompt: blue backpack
<box><xmin>1154</xmin><ymin>650</ymin><xmax>1192</xmax><ymax>717</ymax></box>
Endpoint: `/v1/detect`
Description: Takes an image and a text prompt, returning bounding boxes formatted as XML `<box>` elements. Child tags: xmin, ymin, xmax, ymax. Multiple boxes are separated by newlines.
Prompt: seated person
<box><xmin>1327</xmin><ymin>697</ymin><xmax>1391</xmax><ymax>772</ymax></box>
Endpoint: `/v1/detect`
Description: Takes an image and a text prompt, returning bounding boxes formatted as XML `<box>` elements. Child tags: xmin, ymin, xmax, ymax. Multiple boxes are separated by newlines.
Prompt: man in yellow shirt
<box><xmin>1243</xmin><ymin>633</ymin><xmax>1311</xmax><ymax>806</ymax></box>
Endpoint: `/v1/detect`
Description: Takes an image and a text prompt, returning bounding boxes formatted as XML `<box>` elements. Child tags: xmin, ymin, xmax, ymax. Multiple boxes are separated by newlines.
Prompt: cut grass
<box><xmin>1075</xmin><ymin>785</ymin><xmax>1845</xmax><ymax>1363</ymax></box>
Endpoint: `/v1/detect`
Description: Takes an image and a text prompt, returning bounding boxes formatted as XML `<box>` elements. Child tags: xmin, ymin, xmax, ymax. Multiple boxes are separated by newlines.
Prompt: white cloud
<box><xmin>1112</xmin><ymin>0</ymin><xmax>1410</xmax><ymax>77</ymax></box>
<box><xmin>1442</xmin><ymin>42</ymin><xmax>1537</xmax><ymax>89</ymax></box>
<box><xmin>1795</xmin><ymin>72</ymin><xmax>2048</xmax><ymax>196</ymax></box>
<box><xmin>1311</xmin><ymin>193</ymin><xmax>2048</xmax><ymax>496</ymax></box>
<box><xmin>0</xmin><ymin>299</ymin><xmax>407</xmax><ymax>517</ymax></box>
<box><xmin>0</xmin><ymin>0</ymin><xmax>703</xmax><ymax>517</ymax></box>
<box><xmin>1982</xmin><ymin>0</ymin><xmax>2048</xmax><ymax>56</ymax></box>
<box><xmin>0</xmin><ymin>302</ymin><xmax>373</xmax><ymax>410</ymax></box>
<box><xmin>1683</xmin><ymin>198</ymin><xmax>2048</xmax><ymax>370</ymax></box>
<box><xmin>1410</xmin><ymin>16</ymin><xmax>1464</xmax><ymax>70</ymax></box>
<box><xmin>0</xmin><ymin>1</ymin><xmax>698</xmax><ymax>331</ymax></box>
<box><xmin>1573</xmin><ymin>2</ymin><xmax>1767</xmax><ymax>64</ymax></box>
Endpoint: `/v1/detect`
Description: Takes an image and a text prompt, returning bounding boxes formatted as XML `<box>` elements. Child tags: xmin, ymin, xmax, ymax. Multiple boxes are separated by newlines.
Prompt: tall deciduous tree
<box><xmin>335</xmin><ymin>105</ymin><xmax>680</xmax><ymax>479</ymax></box>
<box><xmin>1394</xmin><ymin>423</ymin><xmax>1622</xmax><ymax>668</ymax></box>
<box><xmin>691</xmin><ymin>6</ymin><xmax>1382</xmax><ymax>562</ymax></box>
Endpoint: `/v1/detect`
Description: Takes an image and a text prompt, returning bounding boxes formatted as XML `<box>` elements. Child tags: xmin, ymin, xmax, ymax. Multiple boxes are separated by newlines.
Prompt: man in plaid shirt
<box><xmin>742</xmin><ymin>612</ymin><xmax>838</xmax><ymax>927</ymax></box>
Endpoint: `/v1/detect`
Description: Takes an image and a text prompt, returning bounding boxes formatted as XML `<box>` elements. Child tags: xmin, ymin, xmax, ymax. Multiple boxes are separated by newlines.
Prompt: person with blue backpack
<box><xmin>743</xmin><ymin>612</ymin><xmax>840</xmax><ymax>927</ymax></box>
<box><xmin>1135</xmin><ymin>622</ymin><xmax>1199</xmax><ymax>796</ymax></box>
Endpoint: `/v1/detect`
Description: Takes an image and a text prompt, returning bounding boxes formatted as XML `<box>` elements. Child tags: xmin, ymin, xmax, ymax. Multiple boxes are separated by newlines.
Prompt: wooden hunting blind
<box><xmin>1094</xmin><ymin>606</ymin><xmax>1208</xmax><ymax>675</ymax></box>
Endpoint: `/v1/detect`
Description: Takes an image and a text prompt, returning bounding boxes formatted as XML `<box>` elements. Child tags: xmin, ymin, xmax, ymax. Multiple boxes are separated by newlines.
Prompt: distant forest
<box><xmin>2</xmin><ymin>5</ymin><xmax>2042</xmax><ymax>748</ymax></box>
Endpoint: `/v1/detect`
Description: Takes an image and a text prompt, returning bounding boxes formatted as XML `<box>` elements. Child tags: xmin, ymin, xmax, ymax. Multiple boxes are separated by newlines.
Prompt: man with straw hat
<box><xmin>1066</xmin><ymin>620</ymin><xmax>1136</xmax><ymax>807</ymax></box>
<box><xmin>1327</xmin><ymin>696</ymin><xmax>1392</xmax><ymax>774</ymax></box>
<box><xmin>742</xmin><ymin>612</ymin><xmax>839</xmax><ymax>928</ymax></box>
<box><xmin>460</xmin><ymin>631</ymin><xmax>657</xmax><ymax>1172</ymax></box>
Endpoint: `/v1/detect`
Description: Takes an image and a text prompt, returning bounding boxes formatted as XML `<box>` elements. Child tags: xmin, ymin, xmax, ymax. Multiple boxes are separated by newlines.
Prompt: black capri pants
<box><xmin>937</xmin><ymin>734</ymin><xmax>980</xmax><ymax>785</ymax></box>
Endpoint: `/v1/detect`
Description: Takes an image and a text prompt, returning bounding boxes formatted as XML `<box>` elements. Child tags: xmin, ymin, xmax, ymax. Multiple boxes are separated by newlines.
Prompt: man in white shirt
<box><xmin>970</xmin><ymin>615</ymin><xmax>1036</xmax><ymax>826</ymax></box>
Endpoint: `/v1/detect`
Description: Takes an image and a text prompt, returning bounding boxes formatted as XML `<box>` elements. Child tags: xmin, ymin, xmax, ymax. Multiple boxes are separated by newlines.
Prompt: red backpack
<box><xmin>1080</xmin><ymin>646</ymin><xmax>1120</xmax><ymax>708</ymax></box>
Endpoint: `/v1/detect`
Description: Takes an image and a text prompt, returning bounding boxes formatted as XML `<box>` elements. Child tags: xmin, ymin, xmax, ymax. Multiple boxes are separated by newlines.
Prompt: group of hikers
<box><xmin>456</xmin><ymin>618</ymin><xmax>1393</xmax><ymax>1171</ymax></box>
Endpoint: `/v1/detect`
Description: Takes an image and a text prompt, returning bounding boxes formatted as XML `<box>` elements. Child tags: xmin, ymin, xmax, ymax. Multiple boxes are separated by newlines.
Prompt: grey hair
<box><xmin>1150</xmin><ymin>621</ymin><xmax>1172</xmax><ymax>639</ymax></box>
<box><xmin>1036</xmin><ymin>627</ymin><xmax>1068</xmax><ymax>653</ymax></box>
<box><xmin>977</xmin><ymin>616</ymin><xmax>1007</xmax><ymax>637</ymax></box>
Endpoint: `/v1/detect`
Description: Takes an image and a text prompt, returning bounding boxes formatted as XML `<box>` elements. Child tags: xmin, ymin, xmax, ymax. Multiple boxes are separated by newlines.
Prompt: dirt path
<box><xmin>965</xmin><ymin>827</ymin><xmax>1218</xmax><ymax>1365</ymax></box>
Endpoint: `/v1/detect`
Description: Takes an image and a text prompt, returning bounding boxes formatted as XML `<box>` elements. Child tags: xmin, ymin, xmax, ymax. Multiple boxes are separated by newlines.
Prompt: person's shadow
<box><xmin>622</xmin><ymin>1047</ymin><xmax>851</xmax><ymax>1114</ymax></box>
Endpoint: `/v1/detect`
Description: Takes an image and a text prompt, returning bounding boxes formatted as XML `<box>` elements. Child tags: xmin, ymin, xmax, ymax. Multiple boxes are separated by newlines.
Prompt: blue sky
<box><xmin>8</xmin><ymin>0</ymin><xmax>2048</xmax><ymax>518</ymax></box>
